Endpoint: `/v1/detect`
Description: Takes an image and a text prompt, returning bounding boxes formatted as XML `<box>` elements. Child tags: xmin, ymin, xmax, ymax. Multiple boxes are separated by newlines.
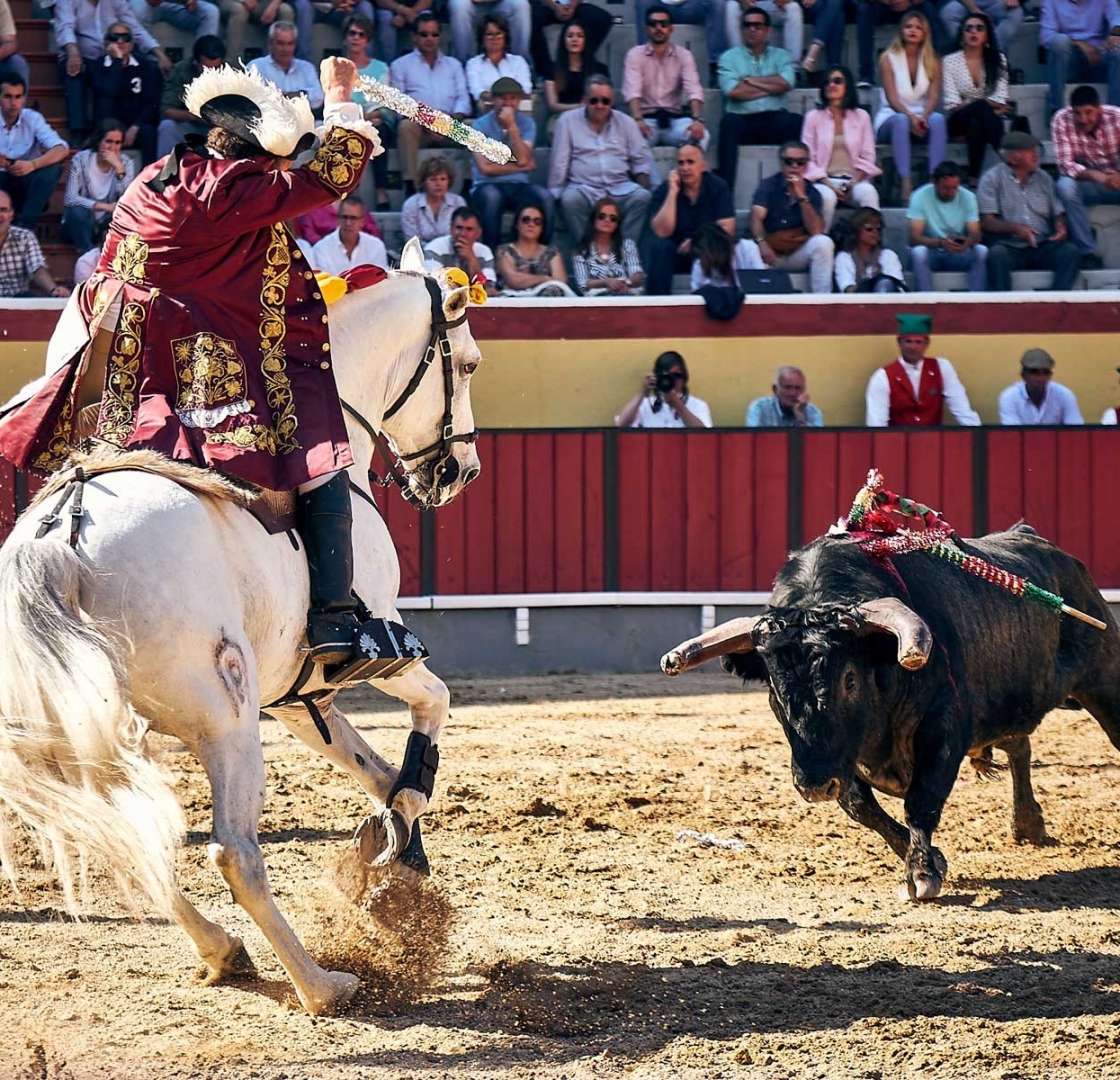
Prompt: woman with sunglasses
<box><xmin>873</xmin><ymin>11</ymin><xmax>946</xmax><ymax>203</ymax></box>
<box><xmin>90</xmin><ymin>22</ymin><xmax>161</xmax><ymax>164</ymax></box>
<box><xmin>542</xmin><ymin>22</ymin><xmax>608</xmax><ymax>124</ymax></box>
<box><xmin>801</xmin><ymin>65</ymin><xmax>881</xmax><ymax>229</ymax></box>
<box><xmin>942</xmin><ymin>11</ymin><xmax>1011</xmax><ymax>187</ymax></box>
<box><xmin>344</xmin><ymin>14</ymin><xmax>394</xmax><ymax>209</ymax></box>
<box><xmin>572</xmin><ymin>196</ymin><xmax>645</xmax><ymax>295</ymax></box>
<box><xmin>495</xmin><ymin>201</ymin><xmax>574</xmax><ymax>296</ymax></box>
<box><xmin>834</xmin><ymin>206</ymin><xmax>904</xmax><ymax>292</ymax></box>
<box><xmin>466</xmin><ymin>14</ymin><xmax>532</xmax><ymax>109</ymax></box>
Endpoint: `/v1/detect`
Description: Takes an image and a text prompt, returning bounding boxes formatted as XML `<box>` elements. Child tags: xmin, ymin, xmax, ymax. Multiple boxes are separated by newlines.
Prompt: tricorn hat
<box><xmin>184</xmin><ymin>64</ymin><xmax>318</xmax><ymax>158</ymax></box>
<box><xmin>896</xmin><ymin>313</ymin><xmax>932</xmax><ymax>336</ymax></box>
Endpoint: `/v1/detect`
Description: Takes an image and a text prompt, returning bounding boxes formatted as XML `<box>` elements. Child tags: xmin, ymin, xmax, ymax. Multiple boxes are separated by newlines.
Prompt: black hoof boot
<box><xmin>398</xmin><ymin>819</ymin><xmax>430</xmax><ymax>877</ymax></box>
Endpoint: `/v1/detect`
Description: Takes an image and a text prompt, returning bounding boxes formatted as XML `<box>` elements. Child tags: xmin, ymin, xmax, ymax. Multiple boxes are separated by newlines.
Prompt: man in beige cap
<box><xmin>998</xmin><ymin>348</ymin><xmax>1084</xmax><ymax>425</ymax></box>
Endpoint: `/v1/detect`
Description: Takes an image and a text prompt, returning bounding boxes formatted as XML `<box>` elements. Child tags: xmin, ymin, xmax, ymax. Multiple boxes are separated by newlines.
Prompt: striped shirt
<box><xmin>572</xmin><ymin>239</ymin><xmax>644</xmax><ymax>294</ymax></box>
<box><xmin>0</xmin><ymin>225</ymin><xmax>45</xmax><ymax>297</ymax></box>
<box><xmin>1052</xmin><ymin>104</ymin><xmax>1120</xmax><ymax>179</ymax></box>
<box><xmin>977</xmin><ymin>162</ymin><xmax>1064</xmax><ymax>246</ymax></box>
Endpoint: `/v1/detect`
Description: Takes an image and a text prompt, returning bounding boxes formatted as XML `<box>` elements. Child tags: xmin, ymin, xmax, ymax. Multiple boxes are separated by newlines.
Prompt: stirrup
<box><xmin>319</xmin><ymin>617</ymin><xmax>431</xmax><ymax>686</ymax></box>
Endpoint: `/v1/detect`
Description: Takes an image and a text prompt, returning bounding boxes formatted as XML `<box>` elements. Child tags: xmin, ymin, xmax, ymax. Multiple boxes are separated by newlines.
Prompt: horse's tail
<box><xmin>0</xmin><ymin>537</ymin><xmax>184</xmax><ymax>916</ymax></box>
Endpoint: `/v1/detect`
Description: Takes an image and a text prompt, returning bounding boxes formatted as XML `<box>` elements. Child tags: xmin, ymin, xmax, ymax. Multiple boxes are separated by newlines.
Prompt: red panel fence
<box><xmin>6</xmin><ymin>427</ymin><xmax>1120</xmax><ymax>593</ymax></box>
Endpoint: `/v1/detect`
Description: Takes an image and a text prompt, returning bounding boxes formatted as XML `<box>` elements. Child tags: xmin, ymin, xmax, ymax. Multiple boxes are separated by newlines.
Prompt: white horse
<box><xmin>0</xmin><ymin>242</ymin><xmax>482</xmax><ymax>1015</ymax></box>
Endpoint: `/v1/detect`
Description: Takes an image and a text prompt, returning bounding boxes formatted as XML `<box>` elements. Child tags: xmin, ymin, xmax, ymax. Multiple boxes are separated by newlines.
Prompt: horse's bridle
<box><xmin>341</xmin><ymin>276</ymin><xmax>478</xmax><ymax>509</ymax></box>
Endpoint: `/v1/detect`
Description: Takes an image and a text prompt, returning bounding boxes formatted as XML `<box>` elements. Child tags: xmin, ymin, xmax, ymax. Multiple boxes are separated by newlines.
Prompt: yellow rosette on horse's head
<box><xmin>443</xmin><ymin>266</ymin><xmax>487</xmax><ymax>305</ymax></box>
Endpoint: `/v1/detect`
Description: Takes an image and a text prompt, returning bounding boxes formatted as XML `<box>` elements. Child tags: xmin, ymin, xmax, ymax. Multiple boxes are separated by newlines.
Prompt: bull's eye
<box><xmin>843</xmin><ymin>671</ymin><xmax>857</xmax><ymax>695</ymax></box>
<box><xmin>463</xmin><ymin>362</ymin><xmax>479</xmax><ymax>376</ymax></box>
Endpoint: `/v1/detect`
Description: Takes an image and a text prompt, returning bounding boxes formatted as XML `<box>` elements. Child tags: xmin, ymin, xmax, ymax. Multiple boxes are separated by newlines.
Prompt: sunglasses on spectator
<box><xmin>338</xmin><ymin>214</ymin><xmax>364</xmax><ymax>221</ymax></box>
<box><xmin>596</xmin><ymin>211</ymin><xmax>620</xmax><ymax>221</ymax></box>
<box><xmin>963</xmin><ymin>22</ymin><xmax>986</xmax><ymax>31</ymax></box>
<box><xmin>346</xmin><ymin>28</ymin><xmax>369</xmax><ymax>36</ymax></box>
<box><xmin>743</xmin><ymin>20</ymin><xmax>767</xmax><ymax>28</ymax></box>
<box><xmin>647</xmin><ymin>17</ymin><xmax>671</xmax><ymax>26</ymax></box>
<box><xmin>416</xmin><ymin>29</ymin><xmax>439</xmax><ymax>37</ymax></box>
<box><xmin>105</xmin><ymin>32</ymin><xmax>132</xmax><ymax>42</ymax></box>
<box><xmin>827</xmin><ymin>75</ymin><xmax>846</xmax><ymax>85</ymax></box>
<box><xmin>1023</xmin><ymin>367</ymin><xmax>1052</xmax><ymax>375</ymax></box>
<box><xmin>519</xmin><ymin>215</ymin><xmax>543</xmax><ymax>224</ymax></box>
<box><xmin>781</xmin><ymin>156</ymin><xmax>808</xmax><ymax>166</ymax></box>
<box><xmin>587</xmin><ymin>96</ymin><xmax>612</xmax><ymax>105</ymax></box>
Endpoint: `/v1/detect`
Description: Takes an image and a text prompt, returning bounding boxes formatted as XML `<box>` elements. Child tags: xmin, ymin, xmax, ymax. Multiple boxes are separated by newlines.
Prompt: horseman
<box><xmin>0</xmin><ymin>58</ymin><xmax>382</xmax><ymax>667</ymax></box>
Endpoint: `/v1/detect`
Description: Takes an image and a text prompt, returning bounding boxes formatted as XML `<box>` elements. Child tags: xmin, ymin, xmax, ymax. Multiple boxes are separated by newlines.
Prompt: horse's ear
<box><xmin>399</xmin><ymin>236</ymin><xmax>425</xmax><ymax>274</ymax></box>
<box><xmin>442</xmin><ymin>284</ymin><xmax>470</xmax><ymax>319</ymax></box>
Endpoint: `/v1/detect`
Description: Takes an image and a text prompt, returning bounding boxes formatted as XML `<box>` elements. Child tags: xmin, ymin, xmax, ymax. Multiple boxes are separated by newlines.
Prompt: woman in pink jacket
<box><xmin>800</xmin><ymin>65</ymin><xmax>881</xmax><ymax>230</ymax></box>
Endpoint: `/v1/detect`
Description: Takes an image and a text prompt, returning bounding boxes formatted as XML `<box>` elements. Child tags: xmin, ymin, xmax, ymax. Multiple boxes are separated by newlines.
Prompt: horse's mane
<box><xmin>29</xmin><ymin>445</ymin><xmax>254</xmax><ymax>512</ymax></box>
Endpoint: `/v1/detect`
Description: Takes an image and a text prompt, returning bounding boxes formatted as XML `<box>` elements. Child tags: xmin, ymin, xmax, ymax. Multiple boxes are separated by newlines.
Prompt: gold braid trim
<box><xmin>31</xmin><ymin>386</ymin><xmax>78</xmax><ymax>473</ymax></box>
<box><xmin>206</xmin><ymin>223</ymin><xmax>299</xmax><ymax>456</ymax></box>
<box><xmin>111</xmin><ymin>234</ymin><xmax>149</xmax><ymax>285</ymax></box>
<box><xmin>306</xmin><ymin>128</ymin><xmax>369</xmax><ymax>195</ymax></box>
<box><xmin>97</xmin><ymin>302</ymin><xmax>147</xmax><ymax>447</ymax></box>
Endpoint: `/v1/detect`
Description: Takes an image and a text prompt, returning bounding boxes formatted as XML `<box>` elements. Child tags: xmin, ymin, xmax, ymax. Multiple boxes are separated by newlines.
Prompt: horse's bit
<box><xmin>341</xmin><ymin>275</ymin><xmax>478</xmax><ymax>510</ymax></box>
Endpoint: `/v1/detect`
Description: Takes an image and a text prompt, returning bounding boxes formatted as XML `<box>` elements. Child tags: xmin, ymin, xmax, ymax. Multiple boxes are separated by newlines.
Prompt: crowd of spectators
<box><xmin>11</xmin><ymin>0</ymin><xmax>1120</xmax><ymax>299</ymax></box>
<box><xmin>615</xmin><ymin>315</ymin><xmax>1109</xmax><ymax>429</ymax></box>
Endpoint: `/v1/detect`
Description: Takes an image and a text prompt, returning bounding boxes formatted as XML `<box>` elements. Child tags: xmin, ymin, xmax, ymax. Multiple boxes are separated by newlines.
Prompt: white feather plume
<box><xmin>183</xmin><ymin>64</ymin><xmax>316</xmax><ymax>157</ymax></box>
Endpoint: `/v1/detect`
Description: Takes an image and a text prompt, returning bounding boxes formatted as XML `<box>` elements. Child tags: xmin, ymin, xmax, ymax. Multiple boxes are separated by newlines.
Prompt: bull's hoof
<box><xmin>1014</xmin><ymin>812</ymin><xmax>1055</xmax><ymax>846</ymax></box>
<box><xmin>353</xmin><ymin>807</ymin><xmax>411</xmax><ymax>867</ymax></box>
<box><xmin>902</xmin><ymin>847</ymin><xmax>947</xmax><ymax>901</ymax></box>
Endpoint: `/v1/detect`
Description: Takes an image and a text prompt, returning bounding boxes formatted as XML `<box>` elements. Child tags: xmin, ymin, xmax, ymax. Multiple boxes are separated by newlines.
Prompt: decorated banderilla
<box><xmin>357</xmin><ymin>77</ymin><xmax>513</xmax><ymax>164</ymax></box>
<box><xmin>839</xmin><ymin>469</ymin><xmax>1107</xmax><ymax>630</ymax></box>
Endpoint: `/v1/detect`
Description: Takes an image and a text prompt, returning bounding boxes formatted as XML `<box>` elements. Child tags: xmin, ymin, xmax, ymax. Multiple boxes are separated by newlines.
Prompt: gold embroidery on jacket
<box><xmin>206</xmin><ymin>225</ymin><xmax>299</xmax><ymax>456</ymax></box>
<box><xmin>111</xmin><ymin>233</ymin><xmax>149</xmax><ymax>284</ymax></box>
<box><xmin>172</xmin><ymin>332</ymin><xmax>248</xmax><ymax>417</ymax></box>
<box><xmin>97</xmin><ymin>302</ymin><xmax>146</xmax><ymax>446</ymax></box>
<box><xmin>307</xmin><ymin>129</ymin><xmax>368</xmax><ymax>195</ymax></box>
<box><xmin>31</xmin><ymin>390</ymin><xmax>77</xmax><ymax>473</ymax></box>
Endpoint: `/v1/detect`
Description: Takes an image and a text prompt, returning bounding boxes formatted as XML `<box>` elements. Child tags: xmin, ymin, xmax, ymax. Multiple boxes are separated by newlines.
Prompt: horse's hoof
<box><xmin>353</xmin><ymin>808</ymin><xmax>410</xmax><ymax>867</ymax></box>
<box><xmin>301</xmin><ymin>970</ymin><xmax>360</xmax><ymax>1016</ymax></box>
<box><xmin>195</xmin><ymin>937</ymin><xmax>257</xmax><ymax>985</ymax></box>
<box><xmin>398</xmin><ymin>819</ymin><xmax>430</xmax><ymax>877</ymax></box>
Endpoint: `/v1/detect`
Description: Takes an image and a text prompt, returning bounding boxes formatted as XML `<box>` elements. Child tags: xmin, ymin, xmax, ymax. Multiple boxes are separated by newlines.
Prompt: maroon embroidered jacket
<box><xmin>0</xmin><ymin>126</ymin><xmax>374</xmax><ymax>490</ymax></box>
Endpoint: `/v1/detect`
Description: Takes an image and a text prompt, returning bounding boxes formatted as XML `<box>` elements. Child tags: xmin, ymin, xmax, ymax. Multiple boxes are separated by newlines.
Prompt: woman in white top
<box><xmin>834</xmin><ymin>206</ymin><xmax>905</xmax><ymax>292</ymax></box>
<box><xmin>60</xmin><ymin>119</ymin><xmax>136</xmax><ymax>255</ymax></box>
<box><xmin>465</xmin><ymin>14</ymin><xmax>532</xmax><ymax>109</ymax></box>
<box><xmin>400</xmin><ymin>155</ymin><xmax>467</xmax><ymax>243</ymax></box>
<box><xmin>873</xmin><ymin>11</ymin><xmax>946</xmax><ymax>203</ymax></box>
<box><xmin>942</xmin><ymin>12</ymin><xmax>1011</xmax><ymax>186</ymax></box>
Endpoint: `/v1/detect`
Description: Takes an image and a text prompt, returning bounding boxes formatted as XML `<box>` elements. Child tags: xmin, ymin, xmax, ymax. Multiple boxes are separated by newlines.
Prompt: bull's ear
<box><xmin>721</xmin><ymin>649</ymin><xmax>769</xmax><ymax>684</ymax></box>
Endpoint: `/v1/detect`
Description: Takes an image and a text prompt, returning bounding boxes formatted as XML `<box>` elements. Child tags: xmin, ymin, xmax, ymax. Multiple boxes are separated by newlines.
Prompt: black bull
<box><xmin>662</xmin><ymin>524</ymin><xmax>1120</xmax><ymax>901</ymax></box>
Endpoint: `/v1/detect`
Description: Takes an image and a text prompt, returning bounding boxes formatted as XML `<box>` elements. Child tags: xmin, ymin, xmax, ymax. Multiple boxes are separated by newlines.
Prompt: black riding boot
<box><xmin>296</xmin><ymin>472</ymin><xmax>361</xmax><ymax>665</ymax></box>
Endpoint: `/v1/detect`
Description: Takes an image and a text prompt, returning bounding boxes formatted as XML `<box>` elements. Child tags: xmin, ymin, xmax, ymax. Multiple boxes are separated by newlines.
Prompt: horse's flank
<box><xmin>29</xmin><ymin>445</ymin><xmax>256</xmax><ymax>513</ymax></box>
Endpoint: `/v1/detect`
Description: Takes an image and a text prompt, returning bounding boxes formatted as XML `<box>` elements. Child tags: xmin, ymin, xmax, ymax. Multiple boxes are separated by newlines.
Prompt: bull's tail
<box><xmin>0</xmin><ymin>538</ymin><xmax>184</xmax><ymax>916</ymax></box>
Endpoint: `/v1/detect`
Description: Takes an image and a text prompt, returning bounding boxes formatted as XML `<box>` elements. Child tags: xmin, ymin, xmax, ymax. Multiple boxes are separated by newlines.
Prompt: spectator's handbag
<box><xmin>765</xmin><ymin>227</ymin><xmax>810</xmax><ymax>255</ymax></box>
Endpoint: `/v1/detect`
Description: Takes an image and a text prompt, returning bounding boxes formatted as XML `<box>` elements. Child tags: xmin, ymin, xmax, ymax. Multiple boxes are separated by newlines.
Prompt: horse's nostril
<box><xmin>462</xmin><ymin>466</ymin><xmax>480</xmax><ymax>486</ymax></box>
<box><xmin>438</xmin><ymin>457</ymin><xmax>460</xmax><ymax>486</ymax></box>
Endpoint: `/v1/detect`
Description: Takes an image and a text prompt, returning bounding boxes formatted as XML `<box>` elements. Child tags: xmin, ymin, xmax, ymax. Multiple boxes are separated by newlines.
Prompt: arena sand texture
<box><xmin>2</xmin><ymin>672</ymin><xmax>1120</xmax><ymax>1080</ymax></box>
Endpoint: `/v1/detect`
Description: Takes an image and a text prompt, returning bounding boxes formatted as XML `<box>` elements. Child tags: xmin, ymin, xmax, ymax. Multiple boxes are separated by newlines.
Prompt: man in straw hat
<box><xmin>0</xmin><ymin>57</ymin><xmax>384</xmax><ymax>666</ymax></box>
<box><xmin>865</xmin><ymin>312</ymin><xmax>981</xmax><ymax>427</ymax></box>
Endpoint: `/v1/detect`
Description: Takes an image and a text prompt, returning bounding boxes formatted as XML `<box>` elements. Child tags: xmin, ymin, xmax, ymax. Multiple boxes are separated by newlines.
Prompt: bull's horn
<box><xmin>661</xmin><ymin>616</ymin><xmax>762</xmax><ymax>677</ymax></box>
<box><xmin>855</xmin><ymin>598</ymin><xmax>932</xmax><ymax>671</ymax></box>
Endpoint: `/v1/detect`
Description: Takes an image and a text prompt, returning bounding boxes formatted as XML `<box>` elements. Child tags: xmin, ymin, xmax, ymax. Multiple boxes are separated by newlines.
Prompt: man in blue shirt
<box><xmin>1041</xmin><ymin>0</ymin><xmax>1120</xmax><ymax>114</ymax></box>
<box><xmin>468</xmin><ymin>76</ymin><xmax>553</xmax><ymax>249</ymax></box>
<box><xmin>746</xmin><ymin>366</ymin><xmax>825</xmax><ymax>426</ymax></box>
<box><xmin>716</xmin><ymin>5</ymin><xmax>801</xmax><ymax>194</ymax></box>
<box><xmin>998</xmin><ymin>348</ymin><xmax>1084</xmax><ymax>424</ymax></box>
<box><xmin>0</xmin><ymin>75</ymin><xmax>68</xmax><ymax>229</ymax></box>
<box><xmin>907</xmin><ymin>161</ymin><xmax>988</xmax><ymax>292</ymax></box>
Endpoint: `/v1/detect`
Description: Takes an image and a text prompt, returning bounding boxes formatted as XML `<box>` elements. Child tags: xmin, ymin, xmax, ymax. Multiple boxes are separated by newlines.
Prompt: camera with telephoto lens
<box><xmin>655</xmin><ymin>370</ymin><xmax>678</xmax><ymax>393</ymax></box>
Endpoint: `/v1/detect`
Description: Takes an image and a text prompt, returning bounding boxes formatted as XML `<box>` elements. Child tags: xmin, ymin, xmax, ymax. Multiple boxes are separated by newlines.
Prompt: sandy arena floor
<box><xmin>3</xmin><ymin>671</ymin><xmax>1120</xmax><ymax>1080</ymax></box>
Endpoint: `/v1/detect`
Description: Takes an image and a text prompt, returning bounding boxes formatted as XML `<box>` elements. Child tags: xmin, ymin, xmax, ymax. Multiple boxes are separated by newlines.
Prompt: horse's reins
<box><xmin>341</xmin><ymin>276</ymin><xmax>478</xmax><ymax>510</ymax></box>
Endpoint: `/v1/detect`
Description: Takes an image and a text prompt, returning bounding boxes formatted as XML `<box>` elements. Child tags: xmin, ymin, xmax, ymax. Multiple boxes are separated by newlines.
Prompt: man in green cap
<box><xmin>865</xmin><ymin>313</ymin><xmax>981</xmax><ymax>427</ymax></box>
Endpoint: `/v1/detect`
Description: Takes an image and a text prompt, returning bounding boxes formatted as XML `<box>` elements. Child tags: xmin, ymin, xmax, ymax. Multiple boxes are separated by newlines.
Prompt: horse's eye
<box><xmin>463</xmin><ymin>362</ymin><xmax>479</xmax><ymax>375</ymax></box>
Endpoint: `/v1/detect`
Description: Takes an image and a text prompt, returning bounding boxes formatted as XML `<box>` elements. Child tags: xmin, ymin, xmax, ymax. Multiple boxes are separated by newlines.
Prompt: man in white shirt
<box><xmin>865</xmin><ymin>312</ymin><xmax>981</xmax><ymax>427</ymax></box>
<box><xmin>423</xmin><ymin>205</ymin><xmax>496</xmax><ymax>285</ymax></box>
<box><xmin>248</xmin><ymin>21</ymin><xmax>324</xmax><ymax>111</ymax></box>
<box><xmin>614</xmin><ymin>350</ymin><xmax>713</xmax><ymax>428</ymax></box>
<box><xmin>998</xmin><ymin>348</ymin><xmax>1084</xmax><ymax>425</ymax></box>
<box><xmin>311</xmin><ymin>195</ymin><xmax>388</xmax><ymax>274</ymax></box>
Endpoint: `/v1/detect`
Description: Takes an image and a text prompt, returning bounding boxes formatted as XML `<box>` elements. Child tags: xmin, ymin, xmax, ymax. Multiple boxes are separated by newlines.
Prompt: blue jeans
<box><xmin>1045</xmin><ymin>33</ymin><xmax>1120</xmax><ymax>114</ymax></box>
<box><xmin>941</xmin><ymin>0</ymin><xmax>1024</xmax><ymax>56</ymax></box>
<box><xmin>909</xmin><ymin>244</ymin><xmax>988</xmax><ymax>292</ymax></box>
<box><xmin>877</xmin><ymin>111</ymin><xmax>947</xmax><ymax>180</ymax></box>
<box><xmin>470</xmin><ymin>180</ymin><xmax>554</xmax><ymax>250</ymax></box>
<box><xmin>0</xmin><ymin>162</ymin><xmax>63</xmax><ymax>230</ymax></box>
<box><xmin>1056</xmin><ymin>174</ymin><xmax>1120</xmax><ymax>254</ymax></box>
<box><xmin>638</xmin><ymin>0</ymin><xmax>723</xmax><ymax>61</ymax></box>
<box><xmin>129</xmin><ymin>0</ymin><xmax>221</xmax><ymax>38</ymax></box>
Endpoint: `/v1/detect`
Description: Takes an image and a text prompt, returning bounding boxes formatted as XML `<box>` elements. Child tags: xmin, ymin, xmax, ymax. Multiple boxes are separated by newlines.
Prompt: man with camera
<box><xmin>615</xmin><ymin>350</ymin><xmax>713</xmax><ymax>429</ymax></box>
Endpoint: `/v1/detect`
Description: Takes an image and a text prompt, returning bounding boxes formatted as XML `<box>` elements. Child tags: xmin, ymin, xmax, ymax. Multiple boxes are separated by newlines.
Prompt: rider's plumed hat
<box><xmin>184</xmin><ymin>63</ymin><xmax>318</xmax><ymax>159</ymax></box>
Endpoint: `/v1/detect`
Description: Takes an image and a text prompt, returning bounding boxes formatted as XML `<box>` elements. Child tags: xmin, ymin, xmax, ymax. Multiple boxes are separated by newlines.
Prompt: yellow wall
<box><xmin>470</xmin><ymin>333</ymin><xmax>1120</xmax><ymax>427</ymax></box>
<box><xmin>5</xmin><ymin>332</ymin><xmax>1119</xmax><ymax>428</ymax></box>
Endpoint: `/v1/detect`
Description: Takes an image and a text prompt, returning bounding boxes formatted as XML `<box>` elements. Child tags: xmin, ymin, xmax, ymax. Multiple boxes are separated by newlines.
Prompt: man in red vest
<box><xmin>865</xmin><ymin>313</ymin><xmax>981</xmax><ymax>427</ymax></box>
